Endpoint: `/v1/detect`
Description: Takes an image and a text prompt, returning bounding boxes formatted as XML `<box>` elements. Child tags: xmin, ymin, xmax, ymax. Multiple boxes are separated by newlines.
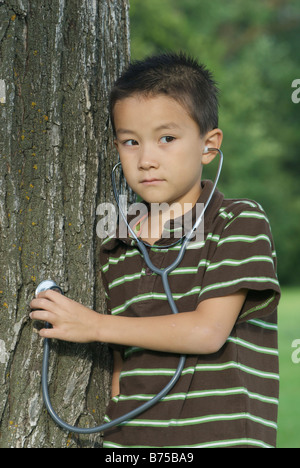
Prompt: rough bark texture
<box><xmin>0</xmin><ymin>0</ymin><xmax>130</xmax><ymax>448</ymax></box>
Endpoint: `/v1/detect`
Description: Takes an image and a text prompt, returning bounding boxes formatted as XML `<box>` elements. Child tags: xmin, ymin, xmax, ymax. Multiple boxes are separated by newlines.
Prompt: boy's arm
<box><xmin>98</xmin><ymin>289</ymin><xmax>247</xmax><ymax>354</ymax></box>
<box><xmin>111</xmin><ymin>350</ymin><xmax>123</xmax><ymax>398</ymax></box>
<box><xmin>30</xmin><ymin>289</ymin><xmax>247</xmax><ymax>355</ymax></box>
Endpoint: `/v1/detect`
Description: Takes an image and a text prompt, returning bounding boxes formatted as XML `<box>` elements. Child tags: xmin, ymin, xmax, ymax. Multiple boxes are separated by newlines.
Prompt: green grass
<box><xmin>277</xmin><ymin>287</ymin><xmax>300</xmax><ymax>448</ymax></box>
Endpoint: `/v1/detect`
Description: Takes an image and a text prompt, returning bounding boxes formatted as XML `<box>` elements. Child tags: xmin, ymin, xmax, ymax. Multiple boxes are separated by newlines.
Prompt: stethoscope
<box><xmin>36</xmin><ymin>147</ymin><xmax>223</xmax><ymax>434</ymax></box>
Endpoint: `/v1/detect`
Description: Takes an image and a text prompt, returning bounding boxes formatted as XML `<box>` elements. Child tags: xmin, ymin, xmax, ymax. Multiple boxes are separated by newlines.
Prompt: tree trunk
<box><xmin>0</xmin><ymin>0</ymin><xmax>130</xmax><ymax>448</ymax></box>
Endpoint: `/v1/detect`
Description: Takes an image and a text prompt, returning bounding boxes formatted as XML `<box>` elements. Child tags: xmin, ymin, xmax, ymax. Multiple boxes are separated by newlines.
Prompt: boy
<box><xmin>30</xmin><ymin>53</ymin><xmax>281</xmax><ymax>448</ymax></box>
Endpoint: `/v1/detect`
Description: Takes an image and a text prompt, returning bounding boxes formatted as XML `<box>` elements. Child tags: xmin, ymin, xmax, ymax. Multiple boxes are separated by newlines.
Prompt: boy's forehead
<box><xmin>115</xmin><ymin>93</ymin><xmax>182</xmax><ymax>110</ymax></box>
<box><xmin>113</xmin><ymin>94</ymin><xmax>197</xmax><ymax>132</ymax></box>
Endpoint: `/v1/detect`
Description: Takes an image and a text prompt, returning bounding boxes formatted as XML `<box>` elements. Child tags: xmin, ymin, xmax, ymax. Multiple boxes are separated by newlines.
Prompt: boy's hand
<box><xmin>29</xmin><ymin>290</ymin><xmax>101</xmax><ymax>343</ymax></box>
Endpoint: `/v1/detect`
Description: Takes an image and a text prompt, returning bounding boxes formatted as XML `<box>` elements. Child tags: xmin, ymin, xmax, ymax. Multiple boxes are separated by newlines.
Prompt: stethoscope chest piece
<box><xmin>35</xmin><ymin>280</ymin><xmax>63</xmax><ymax>297</ymax></box>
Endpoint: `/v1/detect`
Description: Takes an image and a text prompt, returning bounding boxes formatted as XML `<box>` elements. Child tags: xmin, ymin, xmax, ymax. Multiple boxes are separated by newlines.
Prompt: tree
<box><xmin>0</xmin><ymin>0</ymin><xmax>130</xmax><ymax>448</ymax></box>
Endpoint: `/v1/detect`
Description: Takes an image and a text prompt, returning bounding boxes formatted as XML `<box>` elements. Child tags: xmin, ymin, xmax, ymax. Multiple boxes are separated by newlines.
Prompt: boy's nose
<box><xmin>138</xmin><ymin>145</ymin><xmax>159</xmax><ymax>170</ymax></box>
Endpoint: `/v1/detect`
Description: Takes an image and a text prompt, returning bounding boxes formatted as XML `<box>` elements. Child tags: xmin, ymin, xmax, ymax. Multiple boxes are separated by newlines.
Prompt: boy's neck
<box><xmin>140</xmin><ymin>191</ymin><xmax>202</xmax><ymax>246</ymax></box>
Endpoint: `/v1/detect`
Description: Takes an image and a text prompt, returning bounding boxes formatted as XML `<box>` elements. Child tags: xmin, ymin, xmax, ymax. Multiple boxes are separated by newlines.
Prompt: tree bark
<box><xmin>0</xmin><ymin>0</ymin><xmax>130</xmax><ymax>448</ymax></box>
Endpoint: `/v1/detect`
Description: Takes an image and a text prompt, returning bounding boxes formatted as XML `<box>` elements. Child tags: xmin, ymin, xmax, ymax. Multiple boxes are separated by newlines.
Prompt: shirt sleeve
<box><xmin>198</xmin><ymin>201</ymin><xmax>281</xmax><ymax>323</ymax></box>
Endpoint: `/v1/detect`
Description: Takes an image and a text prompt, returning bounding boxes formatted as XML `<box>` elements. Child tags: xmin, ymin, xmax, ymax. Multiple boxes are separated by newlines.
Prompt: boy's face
<box><xmin>114</xmin><ymin>94</ymin><xmax>219</xmax><ymax>210</ymax></box>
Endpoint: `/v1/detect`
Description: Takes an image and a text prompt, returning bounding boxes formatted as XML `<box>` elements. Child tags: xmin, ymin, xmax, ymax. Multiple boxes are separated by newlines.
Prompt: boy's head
<box><xmin>110</xmin><ymin>52</ymin><xmax>219</xmax><ymax>137</ymax></box>
<box><xmin>110</xmin><ymin>52</ymin><xmax>223</xmax><ymax>212</ymax></box>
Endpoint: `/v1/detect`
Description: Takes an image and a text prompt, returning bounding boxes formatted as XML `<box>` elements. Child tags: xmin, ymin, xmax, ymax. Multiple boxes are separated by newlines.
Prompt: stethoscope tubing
<box><xmin>40</xmin><ymin>148</ymin><xmax>223</xmax><ymax>434</ymax></box>
<box><xmin>42</xmin><ymin>322</ymin><xmax>186</xmax><ymax>434</ymax></box>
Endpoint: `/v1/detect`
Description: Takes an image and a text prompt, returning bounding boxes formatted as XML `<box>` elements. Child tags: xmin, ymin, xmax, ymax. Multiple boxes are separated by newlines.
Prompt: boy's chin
<box><xmin>143</xmin><ymin>197</ymin><xmax>172</xmax><ymax>206</ymax></box>
<box><xmin>134</xmin><ymin>194</ymin><xmax>166</xmax><ymax>205</ymax></box>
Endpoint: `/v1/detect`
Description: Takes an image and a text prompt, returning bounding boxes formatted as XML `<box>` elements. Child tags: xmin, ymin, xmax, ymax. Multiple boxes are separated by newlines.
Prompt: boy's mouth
<box><xmin>141</xmin><ymin>178</ymin><xmax>165</xmax><ymax>185</ymax></box>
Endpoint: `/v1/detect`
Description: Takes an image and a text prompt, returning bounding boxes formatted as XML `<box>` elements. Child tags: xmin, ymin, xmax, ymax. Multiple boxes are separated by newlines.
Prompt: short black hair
<box><xmin>110</xmin><ymin>52</ymin><xmax>219</xmax><ymax>136</ymax></box>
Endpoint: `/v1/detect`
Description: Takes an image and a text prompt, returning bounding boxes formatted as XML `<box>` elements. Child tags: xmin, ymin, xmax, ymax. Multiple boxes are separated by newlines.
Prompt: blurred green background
<box><xmin>129</xmin><ymin>0</ymin><xmax>300</xmax><ymax>448</ymax></box>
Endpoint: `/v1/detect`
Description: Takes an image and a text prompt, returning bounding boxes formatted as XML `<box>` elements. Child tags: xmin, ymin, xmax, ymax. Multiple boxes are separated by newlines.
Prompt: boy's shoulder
<box><xmin>212</xmin><ymin>194</ymin><xmax>272</xmax><ymax>239</ymax></box>
<box><xmin>201</xmin><ymin>181</ymin><xmax>270</xmax><ymax>236</ymax></box>
<box><xmin>218</xmin><ymin>196</ymin><xmax>268</xmax><ymax>222</ymax></box>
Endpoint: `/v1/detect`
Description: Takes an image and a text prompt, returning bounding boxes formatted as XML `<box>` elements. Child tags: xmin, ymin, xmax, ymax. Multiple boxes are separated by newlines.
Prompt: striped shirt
<box><xmin>100</xmin><ymin>180</ymin><xmax>281</xmax><ymax>448</ymax></box>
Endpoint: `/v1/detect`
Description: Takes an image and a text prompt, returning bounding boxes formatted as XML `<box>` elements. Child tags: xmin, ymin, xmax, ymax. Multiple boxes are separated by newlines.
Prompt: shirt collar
<box><xmin>102</xmin><ymin>180</ymin><xmax>224</xmax><ymax>250</ymax></box>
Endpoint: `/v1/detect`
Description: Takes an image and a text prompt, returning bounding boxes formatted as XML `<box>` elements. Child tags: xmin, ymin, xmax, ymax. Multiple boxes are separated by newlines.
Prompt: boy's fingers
<box><xmin>30</xmin><ymin>289</ymin><xmax>62</xmax><ymax>308</ymax></box>
<box><xmin>30</xmin><ymin>296</ymin><xmax>58</xmax><ymax>312</ymax></box>
<box><xmin>37</xmin><ymin>289</ymin><xmax>62</xmax><ymax>300</ymax></box>
<box><xmin>30</xmin><ymin>310</ymin><xmax>54</xmax><ymax>324</ymax></box>
<box><xmin>39</xmin><ymin>324</ymin><xmax>73</xmax><ymax>342</ymax></box>
<box><xmin>39</xmin><ymin>327</ymin><xmax>57</xmax><ymax>339</ymax></box>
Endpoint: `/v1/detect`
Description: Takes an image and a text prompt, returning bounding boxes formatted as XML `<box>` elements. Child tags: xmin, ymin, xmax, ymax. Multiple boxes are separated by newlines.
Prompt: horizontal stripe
<box><xmin>226</xmin><ymin>337</ymin><xmax>278</xmax><ymax>356</ymax></box>
<box><xmin>108</xmin><ymin>255</ymin><xmax>275</xmax><ymax>291</ymax></box>
<box><xmin>248</xmin><ymin>319</ymin><xmax>278</xmax><ymax>331</ymax></box>
<box><xmin>109</xmin><ymin>271</ymin><xmax>144</xmax><ymax>290</ymax></box>
<box><xmin>111</xmin><ymin>286</ymin><xmax>201</xmax><ymax>315</ymax></box>
<box><xmin>199</xmin><ymin>276</ymin><xmax>279</xmax><ymax>298</ymax></box>
<box><xmin>117</xmin><ymin>412</ymin><xmax>277</xmax><ymax>430</ymax></box>
<box><xmin>120</xmin><ymin>361</ymin><xmax>279</xmax><ymax>381</ymax></box>
<box><xmin>231</xmin><ymin>200</ymin><xmax>262</xmax><ymax>209</ymax></box>
<box><xmin>103</xmin><ymin>438</ymin><xmax>273</xmax><ymax>449</ymax></box>
<box><xmin>189</xmin><ymin>438</ymin><xmax>273</xmax><ymax>449</ymax></box>
<box><xmin>224</xmin><ymin>211</ymin><xmax>270</xmax><ymax>230</ymax></box>
<box><xmin>161</xmin><ymin>233</ymin><xmax>220</xmax><ymax>251</ymax></box>
<box><xmin>237</xmin><ymin>211</ymin><xmax>269</xmax><ymax>222</ymax></box>
<box><xmin>217</xmin><ymin>234</ymin><xmax>272</xmax><ymax>247</ymax></box>
<box><xmin>113</xmin><ymin>386</ymin><xmax>278</xmax><ymax>406</ymax></box>
<box><xmin>207</xmin><ymin>255</ymin><xmax>274</xmax><ymax>272</ymax></box>
<box><xmin>101</xmin><ymin>249</ymin><xmax>140</xmax><ymax>273</ymax></box>
<box><xmin>188</xmin><ymin>438</ymin><xmax>273</xmax><ymax>449</ymax></box>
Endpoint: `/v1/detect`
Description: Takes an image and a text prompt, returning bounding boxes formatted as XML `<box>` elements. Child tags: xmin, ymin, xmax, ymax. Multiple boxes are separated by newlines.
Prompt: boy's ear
<box><xmin>201</xmin><ymin>129</ymin><xmax>223</xmax><ymax>165</ymax></box>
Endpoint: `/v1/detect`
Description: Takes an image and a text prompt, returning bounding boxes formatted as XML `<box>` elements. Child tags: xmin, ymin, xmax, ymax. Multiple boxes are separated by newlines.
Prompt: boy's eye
<box><xmin>124</xmin><ymin>139</ymin><xmax>139</xmax><ymax>146</ymax></box>
<box><xmin>160</xmin><ymin>136</ymin><xmax>175</xmax><ymax>144</ymax></box>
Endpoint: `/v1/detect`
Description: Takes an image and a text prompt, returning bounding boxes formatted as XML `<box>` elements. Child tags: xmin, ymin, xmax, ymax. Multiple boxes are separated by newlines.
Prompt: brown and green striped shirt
<box><xmin>100</xmin><ymin>180</ymin><xmax>281</xmax><ymax>448</ymax></box>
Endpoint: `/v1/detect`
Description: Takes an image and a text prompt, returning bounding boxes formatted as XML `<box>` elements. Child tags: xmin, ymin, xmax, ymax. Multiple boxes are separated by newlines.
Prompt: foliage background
<box><xmin>128</xmin><ymin>0</ymin><xmax>300</xmax><ymax>448</ymax></box>
<box><xmin>129</xmin><ymin>0</ymin><xmax>300</xmax><ymax>286</ymax></box>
